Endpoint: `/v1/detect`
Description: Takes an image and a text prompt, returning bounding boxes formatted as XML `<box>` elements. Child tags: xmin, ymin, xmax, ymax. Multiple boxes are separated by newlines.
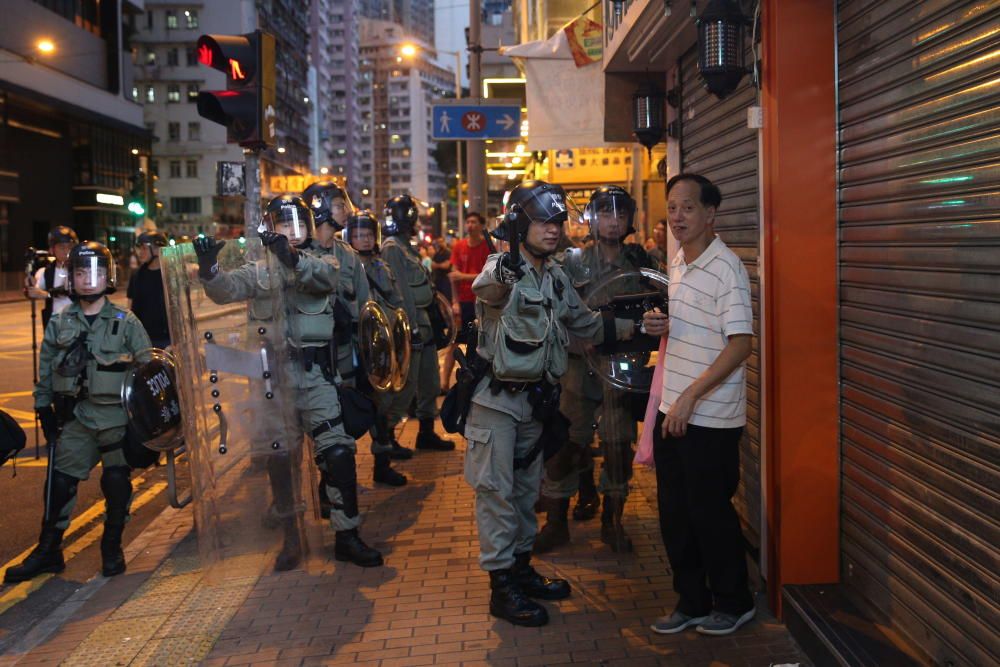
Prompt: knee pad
<box><xmin>318</xmin><ymin>445</ymin><xmax>356</xmax><ymax>488</ymax></box>
<box><xmin>100</xmin><ymin>466</ymin><xmax>132</xmax><ymax>524</ymax></box>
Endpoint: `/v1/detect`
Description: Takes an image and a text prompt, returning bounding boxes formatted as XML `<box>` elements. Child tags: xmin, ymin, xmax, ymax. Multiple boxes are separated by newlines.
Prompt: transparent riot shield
<box><xmin>390</xmin><ymin>307</ymin><xmax>412</xmax><ymax>391</ymax></box>
<box><xmin>161</xmin><ymin>239</ymin><xmax>319</xmax><ymax>577</ymax></box>
<box><xmin>429</xmin><ymin>292</ymin><xmax>457</xmax><ymax>350</ymax></box>
<box><xmin>358</xmin><ymin>301</ymin><xmax>395</xmax><ymax>392</ymax></box>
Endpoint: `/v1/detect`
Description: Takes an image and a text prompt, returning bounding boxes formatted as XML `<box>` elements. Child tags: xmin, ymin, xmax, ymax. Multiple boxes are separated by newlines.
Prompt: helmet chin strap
<box><xmin>76</xmin><ymin>292</ymin><xmax>104</xmax><ymax>303</ymax></box>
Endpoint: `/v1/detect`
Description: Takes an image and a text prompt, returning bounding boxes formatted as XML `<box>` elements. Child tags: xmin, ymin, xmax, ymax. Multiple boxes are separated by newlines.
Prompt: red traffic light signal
<box><xmin>195</xmin><ymin>31</ymin><xmax>275</xmax><ymax>149</ymax></box>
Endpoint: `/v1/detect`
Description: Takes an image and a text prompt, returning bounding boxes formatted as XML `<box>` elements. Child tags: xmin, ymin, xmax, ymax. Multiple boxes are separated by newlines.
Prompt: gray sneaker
<box><xmin>695</xmin><ymin>607</ymin><xmax>756</xmax><ymax>636</ymax></box>
<box><xmin>650</xmin><ymin>610</ymin><xmax>709</xmax><ymax>634</ymax></box>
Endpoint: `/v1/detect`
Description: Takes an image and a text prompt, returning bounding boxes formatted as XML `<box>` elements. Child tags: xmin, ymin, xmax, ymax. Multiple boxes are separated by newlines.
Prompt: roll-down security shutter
<box><xmin>679</xmin><ymin>46</ymin><xmax>762</xmax><ymax>553</ymax></box>
<box><xmin>837</xmin><ymin>1</ymin><xmax>1000</xmax><ymax>664</ymax></box>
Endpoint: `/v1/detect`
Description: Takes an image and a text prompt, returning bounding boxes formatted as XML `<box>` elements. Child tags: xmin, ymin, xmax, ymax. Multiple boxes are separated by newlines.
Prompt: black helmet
<box><xmin>260</xmin><ymin>194</ymin><xmax>315</xmax><ymax>247</ymax></box>
<box><xmin>583</xmin><ymin>185</ymin><xmax>636</xmax><ymax>242</ymax></box>
<box><xmin>499</xmin><ymin>180</ymin><xmax>574</xmax><ymax>242</ymax></box>
<box><xmin>302</xmin><ymin>180</ymin><xmax>355</xmax><ymax>230</ymax></box>
<box><xmin>69</xmin><ymin>241</ymin><xmax>117</xmax><ymax>298</ymax></box>
<box><xmin>48</xmin><ymin>226</ymin><xmax>78</xmax><ymax>247</ymax></box>
<box><xmin>382</xmin><ymin>194</ymin><xmax>419</xmax><ymax>237</ymax></box>
<box><xmin>137</xmin><ymin>230</ymin><xmax>168</xmax><ymax>247</ymax></box>
<box><xmin>344</xmin><ymin>210</ymin><xmax>382</xmax><ymax>254</ymax></box>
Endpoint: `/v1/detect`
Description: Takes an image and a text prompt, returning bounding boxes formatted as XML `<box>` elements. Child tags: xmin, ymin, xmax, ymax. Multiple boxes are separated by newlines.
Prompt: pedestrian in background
<box><xmin>127</xmin><ymin>231</ymin><xmax>171</xmax><ymax>349</ymax></box>
<box><xmin>647</xmin><ymin>219</ymin><xmax>668</xmax><ymax>266</ymax></box>
<box><xmin>440</xmin><ymin>212</ymin><xmax>490</xmax><ymax>391</ymax></box>
<box><xmin>643</xmin><ymin>174</ymin><xmax>756</xmax><ymax>637</ymax></box>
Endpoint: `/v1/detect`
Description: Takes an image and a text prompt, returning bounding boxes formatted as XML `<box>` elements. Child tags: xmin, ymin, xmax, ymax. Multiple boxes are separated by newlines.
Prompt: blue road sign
<box><xmin>431</xmin><ymin>103</ymin><xmax>522</xmax><ymax>140</ymax></box>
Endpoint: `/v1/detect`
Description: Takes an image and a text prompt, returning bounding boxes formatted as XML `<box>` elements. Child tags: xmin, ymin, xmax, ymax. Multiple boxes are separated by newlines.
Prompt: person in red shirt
<box><xmin>441</xmin><ymin>212</ymin><xmax>491</xmax><ymax>389</ymax></box>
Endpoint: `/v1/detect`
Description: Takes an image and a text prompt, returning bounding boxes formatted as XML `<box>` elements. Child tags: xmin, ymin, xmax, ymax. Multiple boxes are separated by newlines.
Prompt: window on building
<box><xmin>146</xmin><ymin>122</ymin><xmax>157</xmax><ymax>142</ymax></box>
<box><xmin>187</xmin><ymin>84</ymin><xmax>199</xmax><ymax>102</ymax></box>
<box><xmin>186</xmin><ymin>160</ymin><xmax>198</xmax><ymax>178</ymax></box>
<box><xmin>169</xmin><ymin>161</ymin><xmax>181</xmax><ymax>178</ymax></box>
<box><xmin>146</xmin><ymin>86</ymin><xmax>155</xmax><ymax>103</ymax></box>
<box><xmin>146</xmin><ymin>10</ymin><xmax>153</xmax><ymax>29</ymax></box>
<box><xmin>188</xmin><ymin>122</ymin><xmax>200</xmax><ymax>141</ymax></box>
<box><xmin>171</xmin><ymin>197</ymin><xmax>201</xmax><ymax>214</ymax></box>
<box><xmin>167</xmin><ymin>84</ymin><xmax>181</xmax><ymax>103</ymax></box>
<box><xmin>166</xmin><ymin>48</ymin><xmax>179</xmax><ymax>66</ymax></box>
<box><xmin>184</xmin><ymin>9</ymin><xmax>199</xmax><ymax>28</ymax></box>
<box><xmin>145</xmin><ymin>49</ymin><xmax>156</xmax><ymax>65</ymax></box>
<box><xmin>168</xmin><ymin>122</ymin><xmax>180</xmax><ymax>141</ymax></box>
<box><xmin>186</xmin><ymin>46</ymin><xmax>198</xmax><ymax>66</ymax></box>
<box><xmin>166</xmin><ymin>10</ymin><xmax>178</xmax><ymax>29</ymax></box>
<box><xmin>131</xmin><ymin>86</ymin><xmax>139</xmax><ymax>101</ymax></box>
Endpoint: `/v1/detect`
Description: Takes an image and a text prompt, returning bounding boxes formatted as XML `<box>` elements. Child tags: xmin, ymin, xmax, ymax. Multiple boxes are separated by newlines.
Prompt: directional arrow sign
<box><xmin>432</xmin><ymin>102</ymin><xmax>522</xmax><ymax>140</ymax></box>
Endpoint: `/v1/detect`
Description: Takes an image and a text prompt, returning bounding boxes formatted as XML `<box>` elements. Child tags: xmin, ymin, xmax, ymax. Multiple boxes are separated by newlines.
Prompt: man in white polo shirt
<box><xmin>642</xmin><ymin>174</ymin><xmax>755</xmax><ymax>637</ymax></box>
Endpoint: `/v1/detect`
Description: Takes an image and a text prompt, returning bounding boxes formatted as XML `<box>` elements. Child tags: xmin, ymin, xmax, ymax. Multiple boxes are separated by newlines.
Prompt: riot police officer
<box><xmin>380</xmin><ymin>195</ymin><xmax>454</xmax><ymax>453</ymax></box>
<box><xmin>464</xmin><ymin>180</ymin><xmax>638</xmax><ymax>626</ymax></box>
<box><xmin>536</xmin><ymin>185</ymin><xmax>661</xmax><ymax>554</ymax></box>
<box><xmin>6</xmin><ymin>242</ymin><xmax>152</xmax><ymax>583</ymax></box>
<box><xmin>194</xmin><ymin>195</ymin><xmax>382</xmax><ymax>569</ymax></box>
<box><xmin>26</xmin><ymin>226</ymin><xmax>78</xmax><ymax>329</ymax></box>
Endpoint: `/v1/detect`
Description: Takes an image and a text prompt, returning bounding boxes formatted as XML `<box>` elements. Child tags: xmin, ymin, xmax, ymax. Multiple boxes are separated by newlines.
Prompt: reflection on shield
<box><xmin>121</xmin><ymin>348</ymin><xmax>184</xmax><ymax>452</ymax></box>
<box><xmin>161</xmin><ymin>239</ymin><xmax>320</xmax><ymax>577</ymax></box>
<box><xmin>390</xmin><ymin>307</ymin><xmax>411</xmax><ymax>392</ymax></box>
<box><xmin>583</xmin><ymin>267</ymin><xmax>670</xmax><ymax>394</ymax></box>
<box><xmin>358</xmin><ymin>301</ymin><xmax>395</xmax><ymax>392</ymax></box>
<box><xmin>430</xmin><ymin>292</ymin><xmax>457</xmax><ymax>350</ymax></box>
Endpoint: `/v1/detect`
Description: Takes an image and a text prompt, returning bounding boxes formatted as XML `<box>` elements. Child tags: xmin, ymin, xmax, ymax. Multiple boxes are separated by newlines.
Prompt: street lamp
<box><xmin>36</xmin><ymin>39</ymin><xmax>55</xmax><ymax>55</ymax></box>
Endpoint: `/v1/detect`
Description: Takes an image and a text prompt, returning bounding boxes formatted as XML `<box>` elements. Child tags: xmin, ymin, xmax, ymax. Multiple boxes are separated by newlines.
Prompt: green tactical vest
<box><xmin>51</xmin><ymin>308</ymin><xmax>132</xmax><ymax>405</ymax></box>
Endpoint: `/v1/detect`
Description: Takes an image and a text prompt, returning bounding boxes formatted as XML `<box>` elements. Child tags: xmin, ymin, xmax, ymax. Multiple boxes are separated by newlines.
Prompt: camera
<box><xmin>24</xmin><ymin>247</ymin><xmax>53</xmax><ymax>275</ymax></box>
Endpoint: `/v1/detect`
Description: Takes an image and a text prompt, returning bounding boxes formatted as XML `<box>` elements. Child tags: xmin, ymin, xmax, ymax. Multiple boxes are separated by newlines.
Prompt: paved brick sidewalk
<box><xmin>5</xmin><ymin>419</ymin><xmax>809</xmax><ymax>666</ymax></box>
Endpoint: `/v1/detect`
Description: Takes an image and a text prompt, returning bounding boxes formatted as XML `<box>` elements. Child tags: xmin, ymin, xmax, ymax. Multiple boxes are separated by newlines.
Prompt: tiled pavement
<box><xmin>3</xmin><ymin>419</ymin><xmax>809</xmax><ymax>666</ymax></box>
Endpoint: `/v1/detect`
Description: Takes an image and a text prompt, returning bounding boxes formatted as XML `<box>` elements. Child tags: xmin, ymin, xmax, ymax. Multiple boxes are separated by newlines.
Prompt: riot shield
<box><xmin>429</xmin><ymin>291</ymin><xmax>457</xmax><ymax>350</ymax></box>
<box><xmin>358</xmin><ymin>301</ymin><xmax>395</xmax><ymax>392</ymax></box>
<box><xmin>161</xmin><ymin>239</ymin><xmax>319</xmax><ymax>577</ymax></box>
<box><xmin>121</xmin><ymin>348</ymin><xmax>183</xmax><ymax>452</ymax></box>
<box><xmin>390</xmin><ymin>307</ymin><xmax>412</xmax><ymax>392</ymax></box>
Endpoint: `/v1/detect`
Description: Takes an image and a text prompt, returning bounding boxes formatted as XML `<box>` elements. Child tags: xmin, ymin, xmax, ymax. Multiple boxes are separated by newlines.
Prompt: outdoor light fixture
<box><xmin>697</xmin><ymin>0</ymin><xmax>750</xmax><ymax>99</ymax></box>
<box><xmin>611</xmin><ymin>0</ymin><xmax>626</xmax><ymax>22</ymax></box>
<box><xmin>36</xmin><ymin>39</ymin><xmax>55</xmax><ymax>54</ymax></box>
<box><xmin>632</xmin><ymin>80</ymin><xmax>666</xmax><ymax>157</ymax></box>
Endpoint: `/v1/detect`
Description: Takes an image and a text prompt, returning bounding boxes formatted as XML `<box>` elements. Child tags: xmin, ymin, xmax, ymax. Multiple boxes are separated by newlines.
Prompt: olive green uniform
<box><xmin>307</xmin><ymin>239</ymin><xmax>369</xmax><ymax>386</ymax></box>
<box><xmin>379</xmin><ymin>236</ymin><xmax>440</xmax><ymax>425</ymax></box>
<box><xmin>202</xmin><ymin>252</ymin><xmax>362</xmax><ymax>531</ymax></box>
<box><xmin>465</xmin><ymin>254</ymin><xmax>634</xmax><ymax>570</ymax></box>
<box><xmin>34</xmin><ymin>300</ymin><xmax>151</xmax><ymax>528</ymax></box>
<box><xmin>543</xmin><ymin>243</ymin><xmax>658</xmax><ymax>501</ymax></box>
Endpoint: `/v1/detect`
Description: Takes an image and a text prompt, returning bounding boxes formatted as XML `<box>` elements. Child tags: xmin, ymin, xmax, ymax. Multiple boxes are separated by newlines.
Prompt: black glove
<box><xmin>260</xmin><ymin>231</ymin><xmax>299</xmax><ymax>268</ymax></box>
<box><xmin>493</xmin><ymin>252</ymin><xmax>525</xmax><ymax>284</ymax></box>
<box><xmin>37</xmin><ymin>406</ymin><xmax>59</xmax><ymax>444</ymax></box>
<box><xmin>48</xmin><ymin>285</ymin><xmax>69</xmax><ymax>298</ymax></box>
<box><xmin>193</xmin><ymin>237</ymin><xmax>225</xmax><ymax>280</ymax></box>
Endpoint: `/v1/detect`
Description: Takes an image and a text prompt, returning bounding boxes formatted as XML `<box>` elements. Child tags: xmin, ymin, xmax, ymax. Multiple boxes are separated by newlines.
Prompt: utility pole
<box><xmin>245</xmin><ymin>150</ymin><xmax>261</xmax><ymax>239</ymax></box>
<box><xmin>466</xmin><ymin>0</ymin><xmax>486</xmax><ymax>215</ymax></box>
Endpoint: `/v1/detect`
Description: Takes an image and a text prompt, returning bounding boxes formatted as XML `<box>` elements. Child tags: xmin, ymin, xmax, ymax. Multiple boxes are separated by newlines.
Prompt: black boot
<box><xmin>600</xmin><ymin>495</ymin><xmax>633</xmax><ymax>553</ymax></box>
<box><xmin>388</xmin><ymin>439</ymin><xmax>414</xmax><ymax>460</ymax></box>
<box><xmin>100</xmin><ymin>466</ymin><xmax>132</xmax><ymax>577</ymax></box>
<box><xmin>4</xmin><ymin>525</ymin><xmax>65</xmax><ymax>582</ymax></box>
<box><xmin>415</xmin><ymin>418</ymin><xmax>455</xmax><ymax>451</ymax></box>
<box><xmin>375</xmin><ymin>416</ymin><xmax>412</xmax><ymax>460</ymax></box>
<box><xmin>512</xmin><ymin>552</ymin><xmax>570</xmax><ymax>600</ymax></box>
<box><xmin>274</xmin><ymin>517</ymin><xmax>303</xmax><ymax>572</ymax></box>
<box><xmin>572</xmin><ymin>469</ymin><xmax>599</xmax><ymax>521</ymax></box>
<box><xmin>489</xmin><ymin>569</ymin><xmax>548</xmax><ymax>626</ymax></box>
<box><xmin>533</xmin><ymin>497</ymin><xmax>570</xmax><ymax>554</ymax></box>
<box><xmin>373</xmin><ymin>453</ymin><xmax>407</xmax><ymax>486</ymax></box>
<box><xmin>334</xmin><ymin>529</ymin><xmax>383</xmax><ymax>567</ymax></box>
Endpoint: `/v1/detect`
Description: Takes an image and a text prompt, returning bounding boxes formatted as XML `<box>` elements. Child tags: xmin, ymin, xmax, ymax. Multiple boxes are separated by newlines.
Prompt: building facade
<box><xmin>0</xmin><ymin>0</ymin><xmax>150</xmax><ymax>287</ymax></box>
<box><xmin>359</xmin><ymin>20</ymin><xmax>453</xmax><ymax>212</ymax></box>
<box><xmin>361</xmin><ymin>0</ymin><xmax>435</xmax><ymax>47</ymax></box>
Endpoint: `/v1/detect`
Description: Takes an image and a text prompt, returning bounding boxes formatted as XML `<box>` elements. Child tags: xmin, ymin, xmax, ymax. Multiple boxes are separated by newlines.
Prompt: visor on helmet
<box><xmin>260</xmin><ymin>201</ymin><xmax>314</xmax><ymax>245</ymax></box>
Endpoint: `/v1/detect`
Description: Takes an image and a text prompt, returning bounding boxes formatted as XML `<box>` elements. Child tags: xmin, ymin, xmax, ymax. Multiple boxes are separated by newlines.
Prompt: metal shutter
<box><xmin>679</xmin><ymin>47</ymin><xmax>762</xmax><ymax>553</ymax></box>
<box><xmin>837</xmin><ymin>1</ymin><xmax>1000</xmax><ymax>663</ymax></box>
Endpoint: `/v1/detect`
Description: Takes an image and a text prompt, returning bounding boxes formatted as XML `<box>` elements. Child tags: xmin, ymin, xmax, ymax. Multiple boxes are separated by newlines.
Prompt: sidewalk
<box><xmin>2</xmin><ymin>420</ymin><xmax>809</xmax><ymax>667</ymax></box>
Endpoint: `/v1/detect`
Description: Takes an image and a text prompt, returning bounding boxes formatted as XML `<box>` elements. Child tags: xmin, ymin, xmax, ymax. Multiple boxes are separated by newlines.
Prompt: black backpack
<box><xmin>0</xmin><ymin>409</ymin><xmax>27</xmax><ymax>468</ymax></box>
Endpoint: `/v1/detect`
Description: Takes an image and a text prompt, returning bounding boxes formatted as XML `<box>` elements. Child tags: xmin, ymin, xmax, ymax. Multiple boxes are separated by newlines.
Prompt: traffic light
<box><xmin>195</xmin><ymin>30</ymin><xmax>276</xmax><ymax>149</ymax></box>
<box><xmin>127</xmin><ymin>172</ymin><xmax>146</xmax><ymax>216</ymax></box>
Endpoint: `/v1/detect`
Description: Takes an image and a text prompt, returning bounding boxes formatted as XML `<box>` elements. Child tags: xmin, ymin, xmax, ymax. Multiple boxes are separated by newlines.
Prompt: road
<box><xmin>0</xmin><ymin>296</ymin><xmax>186</xmax><ymax>649</ymax></box>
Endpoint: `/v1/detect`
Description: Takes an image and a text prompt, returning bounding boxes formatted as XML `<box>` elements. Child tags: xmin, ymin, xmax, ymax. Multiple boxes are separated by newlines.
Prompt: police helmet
<box><xmin>583</xmin><ymin>185</ymin><xmax>636</xmax><ymax>242</ymax></box>
<box><xmin>48</xmin><ymin>226</ymin><xmax>78</xmax><ymax>248</ymax></box>
<box><xmin>497</xmin><ymin>180</ymin><xmax>575</xmax><ymax>243</ymax></box>
<box><xmin>137</xmin><ymin>230</ymin><xmax>168</xmax><ymax>247</ymax></box>
<box><xmin>302</xmin><ymin>181</ymin><xmax>355</xmax><ymax>230</ymax></box>
<box><xmin>69</xmin><ymin>241</ymin><xmax>117</xmax><ymax>297</ymax></box>
<box><xmin>344</xmin><ymin>210</ymin><xmax>382</xmax><ymax>253</ymax></box>
<box><xmin>260</xmin><ymin>194</ymin><xmax>315</xmax><ymax>247</ymax></box>
<box><xmin>382</xmin><ymin>194</ymin><xmax>419</xmax><ymax>237</ymax></box>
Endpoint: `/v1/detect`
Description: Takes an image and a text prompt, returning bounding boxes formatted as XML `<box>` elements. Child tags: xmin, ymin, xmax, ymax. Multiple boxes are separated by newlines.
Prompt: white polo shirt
<box><xmin>659</xmin><ymin>236</ymin><xmax>753</xmax><ymax>428</ymax></box>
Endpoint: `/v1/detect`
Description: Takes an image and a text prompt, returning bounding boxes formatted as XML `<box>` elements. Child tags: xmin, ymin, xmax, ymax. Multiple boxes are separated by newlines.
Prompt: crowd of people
<box><xmin>8</xmin><ymin>173</ymin><xmax>757</xmax><ymax>638</ymax></box>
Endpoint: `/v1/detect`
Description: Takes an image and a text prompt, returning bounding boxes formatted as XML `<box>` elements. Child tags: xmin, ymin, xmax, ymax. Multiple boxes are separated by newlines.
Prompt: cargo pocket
<box><xmin>463</xmin><ymin>425</ymin><xmax>498</xmax><ymax>492</ymax></box>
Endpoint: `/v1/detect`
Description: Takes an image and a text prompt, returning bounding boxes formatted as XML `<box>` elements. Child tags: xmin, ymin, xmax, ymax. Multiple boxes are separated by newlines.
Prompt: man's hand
<box><xmin>37</xmin><ymin>405</ymin><xmax>59</xmax><ymax>444</ymax></box>
<box><xmin>193</xmin><ymin>237</ymin><xmax>225</xmax><ymax>280</ymax></box>
<box><xmin>493</xmin><ymin>252</ymin><xmax>525</xmax><ymax>284</ymax></box>
<box><xmin>642</xmin><ymin>308</ymin><xmax>669</xmax><ymax>337</ymax></box>
<box><xmin>260</xmin><ymin>231</ymin><xmax>299</xmax><ymax>268</ymax></box>
<box><xmin>662</xmin><ymin>389</ymin><xmax>696</xmax><ymax>439</ymax></box>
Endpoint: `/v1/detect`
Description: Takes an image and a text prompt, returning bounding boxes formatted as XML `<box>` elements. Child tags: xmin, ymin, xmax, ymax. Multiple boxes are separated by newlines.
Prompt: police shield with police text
<box><xmin>6</xmin><ymin>242</ymin><xmax>152</xmax><ymax>583</ymax></box>
<box><xmin>463</xmin><ymin>180</ymin><xmax>644</xmax><ymax>627</ymax></box>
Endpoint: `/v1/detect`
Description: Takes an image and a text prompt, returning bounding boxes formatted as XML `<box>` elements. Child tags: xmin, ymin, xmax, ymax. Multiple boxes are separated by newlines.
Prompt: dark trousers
<box><xmin>653</xmin><ymin>412</ymin><xmax>753</xmax><ymax>616</ymax></box>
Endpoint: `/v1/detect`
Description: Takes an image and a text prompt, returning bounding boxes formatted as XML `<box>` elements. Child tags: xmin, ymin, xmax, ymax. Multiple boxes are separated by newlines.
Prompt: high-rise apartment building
<box><xmin>134</xmin><ymin>0</ymin><xmax>311</xmax><ymax>238</ymax></box>
<box><xmin>361</xmin><ymin>0</ymin><xmax>434</xmax><ymax>49</ymax></box>
<box><xmin>359</xmin><ymin>20</ymin><xmax>454</xmax><ymax>212</ymax></box>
